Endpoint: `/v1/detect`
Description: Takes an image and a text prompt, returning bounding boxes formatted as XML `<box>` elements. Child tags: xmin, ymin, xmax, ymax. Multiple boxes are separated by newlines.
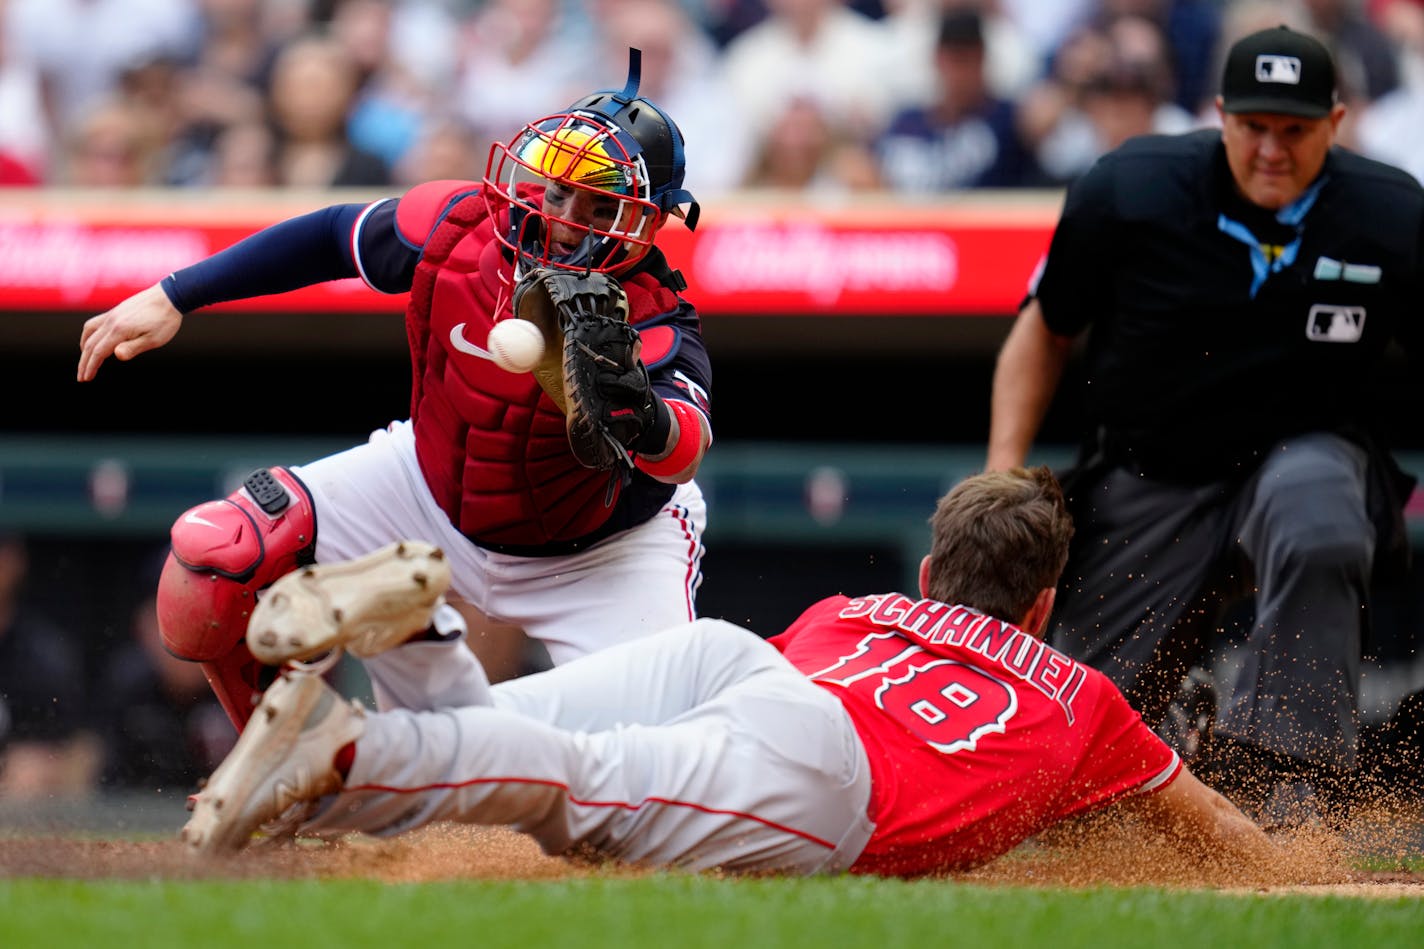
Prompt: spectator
<box><xmin>158</xmin><ymin>0</ymin><xmax>276</xmax><ymax>185</ymax></box>
<box><xmin>96</xmin><ymin>548</ymin><xmax>235</xmax><ymax>795</ymax></box>
<box><xmin>331</xmin><ymin>0</ymin><xmax>438</xmax><ymax>172</ymax></box>
<box><xmin>594</xmin><ymin>0</ymin><xmax>754</xmax><ymax>197</ymax></box>
<box><xmin>1015</xmin><ymin>20</ymin><xmax>1114</xmax><ymax>171</ymax></box>
<box><xmin>882</xmin><ymin>0</ymin><xmax>1040</xmax><ymax>109</ymax></box>
<box><xmin>741</xmin><ymin>94</ymin><xmax>880</xmax><ymax>194</ymax></box>
<box><xmin>194</xmin><ymin>0</ymin><xmax>286</xmax><ymax>85</ymax></box>
<box><xmin>59</xmin><ymin>96</ymin><xmax>166</xmax><ymax>188</ymax></box>
<box><xmin>392</xmin><ymin>113</ymin><xmax>483</xmax><ymax>187</ymax></box>
<box><xmin>454</xmin><ymin>0</ymin><xmax>596</xmax><ymax>165</ymax></box>
<box><xmin>0</xmin><ymin>0</ymin><xmax>50</xmax><ymax>182</ymax></box>
<box><xmin>997</xmin><ymin>0</ymin><xmax>1097</xmax><ymax>67</ymax></box>
<box><xmin>3</xmin><ymin>0</ymin><xmax>199</xmax><ymax>142</ymax></box>
<box><xmin>1076</xmin><ymin>25</ymin><xmax>1197</xmax><ymax>151</ymax></box>
<box><xmin>1096</xmin><ymin>0</ymin><xmax>1222</xmax><ymax>115</ymax></box>
<box><xmin>721</xmin><ymin>0</ymin><xmax>900</xmax><ymax>146</ymax></box>
<box><xmin>265</xmin><ymin>31</ymin><xmax>391</xmax><ymax>188</ymax></box>
<box><xmin>207</xmin><ymin>117</ymin><xmax>279</xmax><ymax>187</ymax></box>
<box><xmin>1356</xmin><ymin>0</ymin><xmax>1424</xmax><ymax>183</ymax></box>
<box><xmin>0</xmin><ymin>149</ymin><xmax>35</xmax><ymax>184</ymax></box>
<box><xmin>699</xmin><ymin>0</ymin><xmax>772</xmax><ymax>48</ymax></box>
<box><xmin>1024</xmin><ymin>15</ymin><xmax>1198</xmax><ymax>184</ymax></box>
<box><xmin>116</xmin><ymin>53</ymin><xmax>222</xmax><ymax>188</ymax></box>
<box><xmin>1301</xmin><ymin>0</ymin><xmax>1401</xmax><ymax>103</ymax></box>
<box><xmin>1374</xmin><ymin>0</ymin><xmax>1424</xmax><ymax>91</ymax></box>
<box><xmin>378</xmin><ymin>0</ymin><xmax>463</xmax><ymax>96</ymax></box>
<box><xmin>0</xmin><ymin>533</ymin><xmax>100</xmax><ymax>798</ymax></box>
<box><xmin>875</xmin><ymin>8</ymin><xmax>1043</xmax><ymax>191</ymax></box>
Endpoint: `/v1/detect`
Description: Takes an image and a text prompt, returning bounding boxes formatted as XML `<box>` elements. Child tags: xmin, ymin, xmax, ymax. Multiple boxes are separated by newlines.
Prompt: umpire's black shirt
<box><xmin>1033</xmin><ymin>128</ymin><xmax>1424</xmax><ymax>482</ymax></box>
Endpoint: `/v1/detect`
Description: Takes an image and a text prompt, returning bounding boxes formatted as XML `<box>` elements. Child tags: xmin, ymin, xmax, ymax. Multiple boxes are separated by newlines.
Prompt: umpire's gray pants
<box><xmin>1048</xmin><ymin>432</ymin><xmax>1373</xmax><ymax>769</ymax></box>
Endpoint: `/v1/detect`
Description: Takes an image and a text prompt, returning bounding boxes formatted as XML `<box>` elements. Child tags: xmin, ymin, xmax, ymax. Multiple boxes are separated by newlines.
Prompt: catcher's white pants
<box><xmin>304</xmin><ymin>619</ymin><xmax>877</xmax><ymax>875</ymax></box>
<box><xmin>292</xmin><ymin>419</ymin><xmax>707</xmax><ymax>664</ymax></box>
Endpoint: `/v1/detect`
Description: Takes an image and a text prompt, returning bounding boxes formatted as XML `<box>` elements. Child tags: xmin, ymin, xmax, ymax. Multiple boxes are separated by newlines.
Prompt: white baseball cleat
<box><xmin>182</xmin><ymin>671</ymin><xmax>364</xmax><ymax>856</ymax></box>
<box><xmin>246</xmin><ymin>540</ymin><xmax>452</xmax><ymax>666</ymax></box>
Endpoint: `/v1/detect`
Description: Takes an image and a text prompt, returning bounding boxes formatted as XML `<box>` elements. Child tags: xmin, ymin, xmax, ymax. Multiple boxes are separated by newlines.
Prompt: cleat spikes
<box><xmin>244</xmin><ymin>540</ymin><xmax>452</xmax><ymax>664</ymax></box>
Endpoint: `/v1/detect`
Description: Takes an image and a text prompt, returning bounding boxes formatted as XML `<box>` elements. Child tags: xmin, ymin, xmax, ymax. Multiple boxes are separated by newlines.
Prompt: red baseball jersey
<box><xmin>769</xmin><ymin>593</ymin><xmax>1181</xmax><ymax>876</ymax></box>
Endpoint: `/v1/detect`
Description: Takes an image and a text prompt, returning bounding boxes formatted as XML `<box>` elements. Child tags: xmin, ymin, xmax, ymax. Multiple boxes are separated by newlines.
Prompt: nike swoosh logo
<box><xmin>449</xmin><ymin>323</ymin><xmax>494</xmax><ymax>360</ymax></box>
<box><xmin>184</xmin><ymin>511</ymin><xmax>219</xmax><ymax>529</ymax></box>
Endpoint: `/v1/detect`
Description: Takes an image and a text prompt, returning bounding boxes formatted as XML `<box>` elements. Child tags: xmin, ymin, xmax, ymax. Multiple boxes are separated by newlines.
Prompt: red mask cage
<box><xmin>482</xmin><ymin>112</ymin><xmax>663</xmax><ymax>280</ymax></box>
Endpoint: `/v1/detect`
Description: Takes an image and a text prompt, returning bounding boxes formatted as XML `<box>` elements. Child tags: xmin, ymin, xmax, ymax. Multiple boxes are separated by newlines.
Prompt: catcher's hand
<box><xmin>512</xmin><ymin>268</ymin><xmax>656</xmax><ymax>470</ymax></box>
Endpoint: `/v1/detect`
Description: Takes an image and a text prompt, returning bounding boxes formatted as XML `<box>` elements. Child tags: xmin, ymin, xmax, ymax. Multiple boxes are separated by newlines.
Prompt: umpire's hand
<box><xmin>78</xmin><ymin>283</ymin><xmax>184</xmax><ymax>382</ymax></box>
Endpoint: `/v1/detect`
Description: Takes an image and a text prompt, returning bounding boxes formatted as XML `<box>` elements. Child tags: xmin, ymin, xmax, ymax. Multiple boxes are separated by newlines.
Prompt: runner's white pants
<box><xmin>303</xmin><ymin>619</ymin><xmax>876</xmax><ymax>875</ymax></box>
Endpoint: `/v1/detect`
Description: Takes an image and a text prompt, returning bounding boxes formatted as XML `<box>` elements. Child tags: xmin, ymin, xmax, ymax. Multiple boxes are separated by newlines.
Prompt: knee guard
<box><xmin>156</xmin><ymin>467</ymin><xmax>317</xmax><ymax>726</ymax></box>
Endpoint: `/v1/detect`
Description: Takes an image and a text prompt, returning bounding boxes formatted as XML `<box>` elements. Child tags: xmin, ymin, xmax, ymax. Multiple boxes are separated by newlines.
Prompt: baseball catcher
<box><xmin>512</xmin><ymin>267</ymin><xmax>655</xmax><ymax>471</ymax></box>
<box><xmin>77</xmin><ymin>47</ymin><xmax>714</xmax><ymax>730</ymax></box>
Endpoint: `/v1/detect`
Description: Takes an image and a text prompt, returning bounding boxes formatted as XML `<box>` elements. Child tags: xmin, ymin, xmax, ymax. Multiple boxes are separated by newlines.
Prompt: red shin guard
<box><xmin>157</xmin><ymin>467</ymin><xmax>317</xmax><ymax>730</ymax></box>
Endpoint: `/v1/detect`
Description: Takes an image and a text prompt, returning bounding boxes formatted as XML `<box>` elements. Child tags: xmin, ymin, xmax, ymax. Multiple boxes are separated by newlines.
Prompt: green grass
<box><xmin>1359</xmin><ymin>852</ymin><xmax>1424</xmax><ymax>873</ymax></box>
<box><xmin>3</xmin><ymin>876</ymin><xmax>1423</xmax><ymax>949</ymax></box>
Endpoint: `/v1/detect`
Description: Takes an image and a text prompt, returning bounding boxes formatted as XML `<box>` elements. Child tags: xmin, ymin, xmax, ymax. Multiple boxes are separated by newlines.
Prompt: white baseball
<box><xmin>487</xmin><ymin>319</ymin><xmax>546</xmax><ymax>373</ymax></box>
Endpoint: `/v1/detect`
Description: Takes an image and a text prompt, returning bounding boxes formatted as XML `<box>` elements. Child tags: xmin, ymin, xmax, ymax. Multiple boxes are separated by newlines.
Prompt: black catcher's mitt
<box><xmin>512</xmin><ymin>268</ymin><xmax>656</xmax><ymax>470</ymax></box>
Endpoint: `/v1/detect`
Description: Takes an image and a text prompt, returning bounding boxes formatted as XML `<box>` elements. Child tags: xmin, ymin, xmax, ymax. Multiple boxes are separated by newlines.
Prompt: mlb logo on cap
<box><xmin>1255</xmin><ymin>55</ymin><xmax>1301</xmax><ymax>84</ymax></box>
<box><xmin>1221</xmin><ymin>25</ymin><xmax>1335</xmax><ymax>118</ymax></box>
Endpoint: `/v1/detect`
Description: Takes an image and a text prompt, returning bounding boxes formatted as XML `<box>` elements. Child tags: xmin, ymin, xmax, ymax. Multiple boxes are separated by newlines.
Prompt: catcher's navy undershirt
<box><xmin>160</xmin><ymin>201</ymin><xmax>419</xmax><ymax>313</ymax></box>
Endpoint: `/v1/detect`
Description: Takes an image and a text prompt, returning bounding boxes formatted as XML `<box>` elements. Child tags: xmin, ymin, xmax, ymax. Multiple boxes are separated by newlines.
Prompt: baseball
<box><xmin>487</xmin><ymin>319</ymin><xmax>546</xmax><ymax>373</ymax></box>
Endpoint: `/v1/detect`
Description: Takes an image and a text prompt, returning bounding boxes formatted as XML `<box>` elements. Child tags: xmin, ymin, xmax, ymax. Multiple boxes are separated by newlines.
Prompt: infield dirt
<box><xmin>2</xmin><ymin>805</ymin><xmax>1421</xmax><ymax>896</ymax></box>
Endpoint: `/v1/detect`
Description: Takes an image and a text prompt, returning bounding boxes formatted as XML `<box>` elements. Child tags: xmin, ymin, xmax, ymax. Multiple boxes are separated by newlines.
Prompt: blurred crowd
<box><xmin>0</xmin><ymin>532</ymin><xmax>235</xmax><ymax>800</ymax></box>
<box><xmin>1</xmin><ymin>0</ymin><xmax>1423</xmax><ymax>196</ymax></box>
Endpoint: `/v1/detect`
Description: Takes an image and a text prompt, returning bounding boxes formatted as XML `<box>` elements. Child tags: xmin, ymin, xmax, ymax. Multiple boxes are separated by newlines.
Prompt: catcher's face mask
<box><xmin>485</xmin><ymin>47</ymin><xmax>699</xmax><ymax>280</ymax></box>
<box><xmin>485</xmin><ymin>113</ymin><xmax>662</xmax><ymax>275</ymax></box>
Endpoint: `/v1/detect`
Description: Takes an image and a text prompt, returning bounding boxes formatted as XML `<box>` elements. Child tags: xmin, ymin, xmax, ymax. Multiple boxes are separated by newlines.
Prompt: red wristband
<box><xmin>635</xmin><ymin>399</ymin><xmax>704</xmax><ymax>478</ymax></box>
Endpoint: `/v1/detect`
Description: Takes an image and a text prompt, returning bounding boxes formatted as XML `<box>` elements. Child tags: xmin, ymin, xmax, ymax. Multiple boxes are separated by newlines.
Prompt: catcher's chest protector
<box><xmin>406</xmin><ymin>195</ymin><xmax>670</xmax><ymax>549</ymax></box>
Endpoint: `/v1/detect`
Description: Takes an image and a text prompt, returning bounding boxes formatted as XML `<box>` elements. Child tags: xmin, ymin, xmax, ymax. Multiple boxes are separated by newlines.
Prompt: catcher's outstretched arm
<box><xmin>79</xmin><ymin>204</ymin><xmax>375</xmax><ymax>382</ymax></box>
<box><xmin>163</xmin><ymin>204</ymin><xmax>370</xmax><ymax>312</ymax></box>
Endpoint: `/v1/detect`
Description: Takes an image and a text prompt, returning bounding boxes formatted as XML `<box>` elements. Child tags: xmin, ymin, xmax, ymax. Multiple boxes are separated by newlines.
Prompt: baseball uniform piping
<box><xmin>344</xmin><ymin>776</ymin><xmax>838</xmax><ymax>850</ymax></box>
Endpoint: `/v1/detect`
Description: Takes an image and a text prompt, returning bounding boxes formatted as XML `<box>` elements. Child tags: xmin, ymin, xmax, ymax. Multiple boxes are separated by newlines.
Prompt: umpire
<box><xmin>986</xmin><ymin>25</ymin><xmax>1424</xmax><ymax>828</ymax></box>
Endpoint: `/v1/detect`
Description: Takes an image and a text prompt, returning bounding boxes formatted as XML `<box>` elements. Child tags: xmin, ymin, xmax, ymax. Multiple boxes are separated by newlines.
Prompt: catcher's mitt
<box><xmin>512</xmin><ymin>268</ymin><xmax>656</xmax><ymax>470</ymax></box>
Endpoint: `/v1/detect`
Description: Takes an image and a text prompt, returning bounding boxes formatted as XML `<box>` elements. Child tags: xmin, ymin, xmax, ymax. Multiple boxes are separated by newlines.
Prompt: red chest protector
<box><xmin>405</xmin><ymin>192</ymin><xmax>679</xmax><ymax>549</ymax></box>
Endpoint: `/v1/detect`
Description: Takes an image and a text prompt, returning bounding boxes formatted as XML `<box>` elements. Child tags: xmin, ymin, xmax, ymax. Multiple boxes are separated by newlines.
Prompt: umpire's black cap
<box><xmin>1221</xmin><ymin>25</ymin><xmax>1336</xmax><ymax>118</ymax></box>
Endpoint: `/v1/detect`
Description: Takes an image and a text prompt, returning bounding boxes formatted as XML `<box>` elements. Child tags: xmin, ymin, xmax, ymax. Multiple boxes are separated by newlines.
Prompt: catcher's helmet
<box><xmin>484</xmin><ymin>47</ymin><xmax>699</xmax><ymax>275</ymax></box>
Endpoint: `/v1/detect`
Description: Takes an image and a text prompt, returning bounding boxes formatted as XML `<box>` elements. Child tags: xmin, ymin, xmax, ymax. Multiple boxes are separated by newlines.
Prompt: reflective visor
<box><xmin>513</xmin><ymin>119</ymin><xmax>637</xmax><ymax>196</ymax></box>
